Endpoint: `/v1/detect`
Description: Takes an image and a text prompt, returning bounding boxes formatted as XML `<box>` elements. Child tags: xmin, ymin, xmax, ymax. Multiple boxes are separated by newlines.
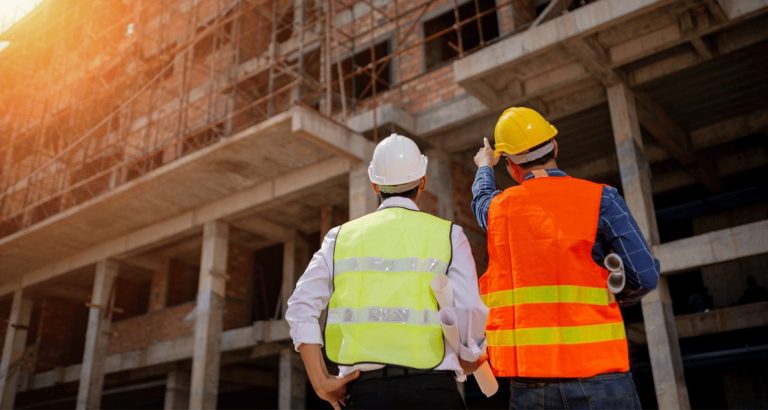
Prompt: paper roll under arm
<box><xmin>439</xmin><ymin>308</ymin><xmax>498</xmax><ymax>397</ymax></box>
<box><xmin>431</xmin><ymin>274</ymin><xmax>454</xmax><ymax>309</ymax></box>
<box><xmin>604</xmin><ymin>252</ymin><xmax>626</xmax><ymax>294</ymax></box>
<box><xmin>438</xmin><ymin>308</ymin><xmax>461</xmax><ymax>353</ymax></box>
<box><xmin>474</xmin><ymin>362</ymin><xmax>498</xmax><ymax>397</ymax></box>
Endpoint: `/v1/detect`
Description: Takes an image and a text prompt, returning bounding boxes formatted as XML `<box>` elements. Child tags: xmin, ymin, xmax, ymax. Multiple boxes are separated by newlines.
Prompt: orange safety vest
<box><xmin>480</xmin><ymin>175</ymin><xmax>629</xmax><ymax>378</ymax></box>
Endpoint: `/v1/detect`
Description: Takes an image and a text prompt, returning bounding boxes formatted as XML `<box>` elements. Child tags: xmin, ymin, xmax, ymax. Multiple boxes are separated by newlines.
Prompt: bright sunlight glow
<box><xmin>0</xmin><ymin>0</ymin><xmax>44</xmax><ymax>35</ymax></box>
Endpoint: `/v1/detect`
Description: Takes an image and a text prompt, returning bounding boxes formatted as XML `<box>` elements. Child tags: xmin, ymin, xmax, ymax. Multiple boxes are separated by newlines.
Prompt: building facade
<box><xmin>1</xmin><ymin>0</ymin><xmax>767</xmax><ymax>408</ymax></box>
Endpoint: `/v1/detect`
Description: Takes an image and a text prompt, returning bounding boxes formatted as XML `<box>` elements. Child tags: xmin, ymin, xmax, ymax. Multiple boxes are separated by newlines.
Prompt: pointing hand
<box><xmin>474</xmin><ymin>137</ymin><xmax>500</xmax><ymax>168</ymax></box>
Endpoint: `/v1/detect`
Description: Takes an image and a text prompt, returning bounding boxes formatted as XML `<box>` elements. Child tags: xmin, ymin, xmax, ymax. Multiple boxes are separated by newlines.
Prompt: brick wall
<box><xmin>33</xmin><ymin>297</ymin><xmax>88</xmax><ymax>372</ymax></box>
<box><xmin>108</xmin><ymin>302</ymin><xmax>194</xmax><ymax>354</ymax></box>
<box><xmin>113</xmin><ymin>277</ymin><xmax>150</xmax><ymax>321</ymax></box>
<box><xmin>335</xmin><ymin>0</ymin><xmax>502</xmax><ymax>119</ymax></box>
<box><xmin>224</xmin><ymin>243</ymin><xmax>254</xmax><ymax>330</ymax></box>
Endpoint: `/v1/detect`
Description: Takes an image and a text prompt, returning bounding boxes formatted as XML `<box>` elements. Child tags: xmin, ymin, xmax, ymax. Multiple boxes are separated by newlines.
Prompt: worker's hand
<box><xmin>474</xmin><ymin>138</ymin><xmax>500</xmax><ymax>168</ymax></box>
<box><xmin>312</xmin><ymin>370</ymin><xmax>360</xmax><ymax>410</ymax></box>
<box><xmin>459</xmin><ymin>352</ymin><xmax>488</xmax><ymax>374</ymax></box>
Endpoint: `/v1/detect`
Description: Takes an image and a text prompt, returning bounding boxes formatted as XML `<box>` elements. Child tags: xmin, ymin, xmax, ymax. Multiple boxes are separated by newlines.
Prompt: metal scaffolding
<box><xmin>0</xmin><ymin>0</ymin><xmax>562</xmax><ymax>239</ymax></box>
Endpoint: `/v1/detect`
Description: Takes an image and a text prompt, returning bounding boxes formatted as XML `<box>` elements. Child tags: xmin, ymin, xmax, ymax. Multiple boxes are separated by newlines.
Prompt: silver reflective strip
<box><xmin>327</xmin><ymin>307</ymin><xmax>440</xmax><ymax>326</ymax></box>
<box><xmin>335</xmin><ymin>257</ymin><xmax>449</xmax><ymax>276</ymax></box>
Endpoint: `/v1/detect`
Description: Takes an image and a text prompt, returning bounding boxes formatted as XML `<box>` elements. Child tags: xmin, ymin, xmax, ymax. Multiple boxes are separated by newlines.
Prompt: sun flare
<box><xmin>0</xmin><ymin>0</ymin><xmax>43</xmax><ymax>35</ymax></box>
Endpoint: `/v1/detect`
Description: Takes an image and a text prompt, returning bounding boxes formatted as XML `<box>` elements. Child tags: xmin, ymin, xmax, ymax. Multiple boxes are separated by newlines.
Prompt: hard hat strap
<box><xmin>379</xmin><ymin>179</ymin><xmax>421</xmax><ymax>194</ymax></box>
<box><xmin>507</xmin><ymin>140</ymin><xmax>555</xmax><ymax>164</ymax></box>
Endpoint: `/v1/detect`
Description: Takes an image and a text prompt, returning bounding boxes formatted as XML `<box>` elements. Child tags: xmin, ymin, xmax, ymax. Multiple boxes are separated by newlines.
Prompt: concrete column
<box><xmin>349</xmin><ymin>163</ymin><xmax>378</xmax><ymax>220</ymax></box>
<box><xmin>280</xmin><ymin>232</ymin><xmax>310</xmax><ymax>316</ymax></box>
<box><xmin>76</xmin><ymin>259</ymin><xmax>119</xmax><ymax>410</ymax></box>
<box><xmin>0</xmin><ymin>289</ymin><xmax>33</xmax><ymax>409</ymax></box>
<box><xmin>607</xmin><ymin>83</ymin><xmax>690</xmax><ymax>410</ymax></box>
<box><xmin>425</xmin><ymin>149</ymin><xmax>455</xmax><ymax>219</ymax></box>
<box><xmin>189</xmin><ymin>221</ymin><xmax>229</xmax><ymax>410</ymax></box>
<box><xmin>278</xmin><ymin>348</ymin><xmax>307</xmax><ymax>410</ymax></box>
<box><xmin>164</xmin><ymin>369</ymin><xmax>191</xmax><ymax>410</ymax></box>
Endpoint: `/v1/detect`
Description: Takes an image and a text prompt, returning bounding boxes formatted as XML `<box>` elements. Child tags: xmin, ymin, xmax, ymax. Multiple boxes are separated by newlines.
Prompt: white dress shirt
<box><xmin>286</xmin><ymin>196</ymin><xmax>488</xmax><ymax>378</ymax></box>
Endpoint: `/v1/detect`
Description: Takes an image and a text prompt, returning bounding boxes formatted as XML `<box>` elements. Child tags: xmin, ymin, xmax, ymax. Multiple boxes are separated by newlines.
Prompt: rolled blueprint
<box><xmin>604</xmin><ymin>252</ymin><xmax>626</xmax><ymax>294</ymax></box>
<box><xmin>439</xmin><ymin>307</ymin><xmax>461</xmax><ymax>353</ymax></box>
<box><xmin>473</xmin><ymin>362</ymin><xmax>498</xmax><ymax>398</ymax></box>
<box><xmin>431</xmin><ymin>274</ymin><xmax>454</xmax><ymax>309</ymax></box>
<box><xmin>439</xmin><ymin>308</ymin><xmax>498</xmax><ymax>397</ymax></box>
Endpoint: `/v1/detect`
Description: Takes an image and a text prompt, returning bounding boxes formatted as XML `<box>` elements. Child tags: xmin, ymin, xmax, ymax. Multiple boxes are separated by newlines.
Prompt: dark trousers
<box><xmin>346</xmin><ymin>370</ymin><xmax>465</xmax><ymax>410</ymax></box>
<box><xmin>509</xmin><ymin>371</ymin><xmax>642</xmax><ymax>410</ymax></box>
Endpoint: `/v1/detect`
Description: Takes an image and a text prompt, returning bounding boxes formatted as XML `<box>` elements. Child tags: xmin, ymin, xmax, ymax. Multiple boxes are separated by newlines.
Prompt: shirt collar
<box><xmin>378</xmin><ymin>196</ymin><xmax>420</xmax><ymax>211</ymax></box>
<box><xmin>523</xmin><ymin>168</ymin><xmax>568</xmax><ymax>181</ymax></box>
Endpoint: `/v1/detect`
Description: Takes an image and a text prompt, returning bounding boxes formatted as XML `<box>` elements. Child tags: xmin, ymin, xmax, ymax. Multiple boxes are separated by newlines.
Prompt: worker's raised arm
<box><xmin>471</xmin><ymin>138</ymin><xmax>502</xmax><ymax>232</ymax></box>
<box><xmin>597</xmin><ymin>187</ymin><xmax>660</xmax><ymax>306</ymax></box>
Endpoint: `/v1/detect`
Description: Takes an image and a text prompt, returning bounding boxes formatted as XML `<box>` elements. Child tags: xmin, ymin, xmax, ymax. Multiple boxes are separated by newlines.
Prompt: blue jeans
<box><xmin>509</xmin><ymin>372</ymin><xmax>641</xmax><ymax>410</ymax></box>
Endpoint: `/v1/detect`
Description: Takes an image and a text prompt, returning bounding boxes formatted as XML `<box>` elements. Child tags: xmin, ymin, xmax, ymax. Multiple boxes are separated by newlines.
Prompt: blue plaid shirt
<box><xmin>471</xmin><ymin>166</ymin><xmax>659</xmax><ymax>306</ymax></box>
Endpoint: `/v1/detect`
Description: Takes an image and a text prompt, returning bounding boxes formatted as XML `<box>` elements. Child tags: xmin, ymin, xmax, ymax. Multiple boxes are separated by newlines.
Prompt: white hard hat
<box><xmin>368</xmin><ymin>133</ymin><xmax>428</xmax><ymax>186</ymax></box>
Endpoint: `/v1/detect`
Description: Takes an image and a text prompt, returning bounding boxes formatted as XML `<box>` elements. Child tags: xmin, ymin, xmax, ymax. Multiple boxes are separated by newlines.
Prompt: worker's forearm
<box><xmin>298</xmin><ymin>343</ymin><xmax>330</xmax><ymax>389</ymax></box>
<box><xmin>471</xmin><ymin>166</ymin><xmax>500</xmax><ymax>232</ymax></box>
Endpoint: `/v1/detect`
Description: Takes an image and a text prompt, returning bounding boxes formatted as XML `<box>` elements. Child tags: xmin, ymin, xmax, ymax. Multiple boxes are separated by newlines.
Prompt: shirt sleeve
<box><xmin>471</xmin><ymin>166</ymin><xmax>502</xmax><ymax>232</ymax></box>
<box><xmin>448</xmin><ymin>225</ymin><xmax>489</xmax><ymax>361</ymax></box>
<box><xmin>597</xmin><ymin>186</ymin><xmax>660</xmax><ymax>306</ymax></box>
<box><xmin>285</xmin><ymin>227</ymin><xmax>338</xmax><ymax>351</ymax></box>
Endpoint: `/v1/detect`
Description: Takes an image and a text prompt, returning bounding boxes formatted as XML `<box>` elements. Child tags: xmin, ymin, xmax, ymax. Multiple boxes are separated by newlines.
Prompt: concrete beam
<box><xmin>689</xmin><ymin>108</ymin><xmax>768</xmax><ymax>148</ymax></box>
<box><xmin>20</xmin><ymin>320</ymin><xmax>290</xmax><ymax>393</ymax></box>
<box><xmin>278</xmin><ymin>348</ymin><xmax>306</xmax><ymax>410</ymax></box>
<box><xmin>416</xmin><ymin>94</ymin><xmax>489</xmax><ymax>137</ymax></box>
<box><xmin>634</xmin><ymin>92</ymin><xmax>722</xmax><ymax>192</ymax></box>
<box><xmin>231</xmin><ymin>217</ymin><xmax>294</xmax><ymax>241</ymax></box>
<box><xmin>76</xmin><ymin>259</ymin><xmax>119</xmax><ymax>410</ymax></box>
<box><xmin>607</xmin><ymin>83</ymin><xmax>690</xmax><ymax>410</ymax></box>
<box><xmin>189</xmin><ymin>221</ymin><xmax>229</xmax><ymax>410</ymax></box>
<box><xmin>567</xmin><ymin>108</ymin><xmax>768</xmax><ymax>183</ymax></box>
<box><xmin>0</xmin><ymin>289</ymin><xmax>33</xmax><ymax>409</ymax></box>
<box><xmin>718</xmin><ymin>0</ymin><xmax>768</xmax><ymax>20</ymax></box>
<box><xmin>628</xmin><ymin>301</ymin><xmax>768</xmax><ymax>344</ymax></box>
<box><xmin>0</xmin><ymin>156</ymin><xmax>352</xmax><ymax>299</ymax></box>
<box><xmin>345</xmin><ymin>103</ymin><xmax>417</xmax><ymax>136</ymax></box>
<box><xmin>454</xmin><ymin>0</ymin><xmax>672</xmax><ymax>84</ymax></box>
<box><xmin>655</xmin><ymin>220</ymin><xmax>768</xmax><ymax>274</ymax></box>
<box><xmin>291</xmin><ymin>105</ymin><xmax>375</xmax><ymax>162</ymax></box>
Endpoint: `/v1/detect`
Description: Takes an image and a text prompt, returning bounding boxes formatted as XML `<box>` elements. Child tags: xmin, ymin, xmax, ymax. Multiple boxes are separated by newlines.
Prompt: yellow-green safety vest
<box><xmin>325</xmin><ymin>207</ymin><xmax>452</xmax><ymax>369</ymax></box>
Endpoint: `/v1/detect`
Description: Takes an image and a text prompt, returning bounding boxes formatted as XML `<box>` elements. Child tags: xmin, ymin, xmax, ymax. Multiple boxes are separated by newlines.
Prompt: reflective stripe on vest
<box><xmin>482</xmin><ymin>176</ymin><xmax>629</xmax><ymax>378</ymax></box>
<box><xmin>486</xmin><ymin>322</ymin><xmax>626</xmax><ymax>346</ymax></box>
<box><xmin>325</xmin><ymin>207</ymin><xmax>451</xmax><ymax>369</ymax></box>
<box><xmin>482</xmin><ymin>285</ymin><xmax>613</xmax><ymax>307</ymax></box>
<box><xmin>327</xmin><ymin>307</ymin><xmax>440</xmax><ymax>326</ymax></box>
<box><xmin>335</xmin><ymin>257</ymin><xmax>450</xmax><ymax>277</ymax></box>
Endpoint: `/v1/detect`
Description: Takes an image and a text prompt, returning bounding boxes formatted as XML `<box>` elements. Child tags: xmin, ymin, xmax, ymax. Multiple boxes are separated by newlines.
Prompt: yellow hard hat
<box><xmin>493</xmin><ymin>107</ymin><xmax>558</xmax><ymax>157</ymax></box>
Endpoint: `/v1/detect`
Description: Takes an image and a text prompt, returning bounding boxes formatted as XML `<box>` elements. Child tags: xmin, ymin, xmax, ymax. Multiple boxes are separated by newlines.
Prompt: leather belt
<box><xmin>357</xmin><ymin>366</ymin><xmax>453</xmax><ymax>380</ymax></box>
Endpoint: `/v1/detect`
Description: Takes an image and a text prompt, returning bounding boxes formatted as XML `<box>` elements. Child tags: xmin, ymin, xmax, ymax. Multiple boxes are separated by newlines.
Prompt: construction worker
<box><xmin>287</xmin><ymin>134</ymin><xmax>488</xmax><ymax>410</ymax></box>
<box><xmin>471</xmin><ymin>107</ymin><xmax>660</xmax><ymax>409</ymax></box>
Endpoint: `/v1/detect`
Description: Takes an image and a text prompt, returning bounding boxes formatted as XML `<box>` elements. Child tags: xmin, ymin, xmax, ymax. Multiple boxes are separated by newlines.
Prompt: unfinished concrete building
<box><xmin>0</xmin><ymin>0</ymin><xmax>767</xmax><ymax>408</ymax></box>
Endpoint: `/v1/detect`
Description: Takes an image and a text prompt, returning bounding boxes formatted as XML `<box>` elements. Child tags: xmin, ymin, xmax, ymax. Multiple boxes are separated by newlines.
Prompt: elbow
<box><xmin>648</xmin><ymin>259</ymin><xmax>661</xmax><ymax>290</ymax></box>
